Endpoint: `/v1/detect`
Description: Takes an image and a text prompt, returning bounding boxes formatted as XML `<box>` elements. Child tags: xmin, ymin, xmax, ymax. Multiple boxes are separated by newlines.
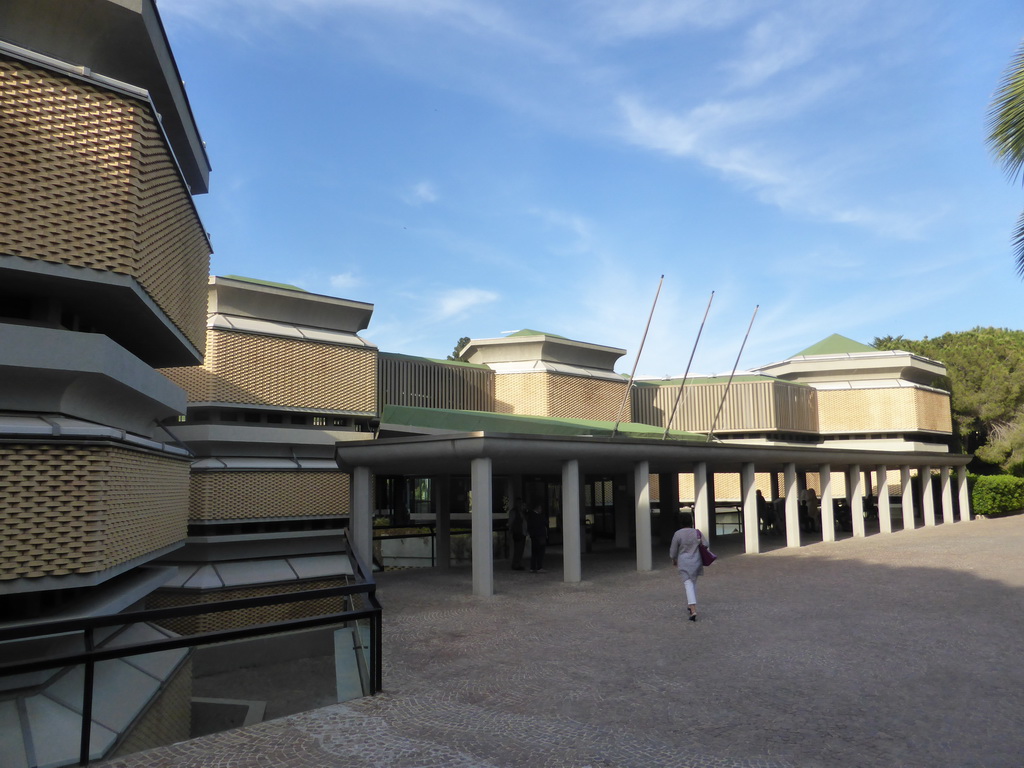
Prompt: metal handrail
<box><xmin>0</xmin><ymin>528</ymin><xmax>382</xmax><ymax>766</ymax></box>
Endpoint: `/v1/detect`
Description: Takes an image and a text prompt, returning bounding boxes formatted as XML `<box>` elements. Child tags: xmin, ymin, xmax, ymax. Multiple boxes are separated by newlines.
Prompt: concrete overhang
<box><xmin>169</xmin><ymin>425</ymin><xmax>360</xmax><ymax>460</ymax></box>
<box><xmin>0</xmin><ymin>324</ymin><xmax>190</xmax><ymax>436</ymax></box>
<box><xmin>0</xmin><ymin>254</ymin><xmax>203</xmax><ymax>367</ymax></box>
<box><xmin>0</xmin><ymin>0</ymin><xmax>211</xmax><ymax>194</ymax></box>
<box><xmin>462</xmin><ymin>333</ymin><xmax>626</xmax><ymax>372</ymax></box>
<box><xmin>209</xmin><ymin>276</ymin><xmax>375</xmax><ymax>334</ymax></box>
<box><xmin>336</xmin><ymin>432</ymin><xmax>972</xmax><ymax>478</ymax></box>
<box><xmin>756</xmin><ymin>351</ymin><xmax>947</xmax><ymax>387</ymax></box>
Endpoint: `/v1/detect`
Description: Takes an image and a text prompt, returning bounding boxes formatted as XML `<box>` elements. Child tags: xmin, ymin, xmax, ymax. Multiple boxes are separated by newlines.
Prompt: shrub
<box><xmin>972</xmin><ymin>474</ymin><xmax>1024</xmax><ymax>516</ymax></box>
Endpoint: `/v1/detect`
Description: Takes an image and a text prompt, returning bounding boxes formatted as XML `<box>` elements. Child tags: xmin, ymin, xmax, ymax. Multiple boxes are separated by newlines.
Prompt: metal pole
<box><xmin>662</xmin><ymin>291</ymin><xmax>714</xmax><ymax>439</ymax></box>
<box><xmin>707</xmin><ymin>305</ymin><xmax>759</xmax><ymax>442</ymax></box>
<box><xmin>373</xmin><ymin>607</ymin><xmax>383</xmax><ymax>693</ymax></box>
<box><xmin>613</xmin><ymin>275</ymin><xmax>664</xmax><ymax>436</ymax></box>
<box><xmin>79</xmin><ymin>628</ymin><xmax>95</xmax><ymax>766</ymax></box>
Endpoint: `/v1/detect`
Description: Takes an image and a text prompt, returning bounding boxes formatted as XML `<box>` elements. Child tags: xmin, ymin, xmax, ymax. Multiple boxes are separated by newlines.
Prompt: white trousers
<box><xmin>681</xmin><ymin>575</ymin><xmax>697</xmax><ymax>605</ymax></box>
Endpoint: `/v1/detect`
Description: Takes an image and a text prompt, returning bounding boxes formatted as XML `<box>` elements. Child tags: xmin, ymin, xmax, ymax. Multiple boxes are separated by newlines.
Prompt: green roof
<box><xmin>793</xmin><ymin>334</ymin><xmax>875</xmax><ymax>357</ymax></box>
<box><xmin>506</xmin><ymin>329</ymin><xmax>567</xmax><ymax>339</ymax></box>
<box><xmin>379</xmin><ymin>351</ymin><xmax>490</xmax><ymax>369</ymax></box>
<box><xmin>382</xmin><ymin>404</ymin><xmax>704</xmax><ymax>441</ymax></box>
<box><xmin>223</xmin><ymin>275</ymin><xmax>308</xmax><ymax>292</ymax></box>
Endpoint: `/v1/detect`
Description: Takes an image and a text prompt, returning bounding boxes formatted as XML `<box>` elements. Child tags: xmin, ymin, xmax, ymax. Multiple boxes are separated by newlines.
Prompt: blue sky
<box><xmin>161</xmin><ymin>0</ymin><xmax>1024</xmax><ymax>376</ymax></box>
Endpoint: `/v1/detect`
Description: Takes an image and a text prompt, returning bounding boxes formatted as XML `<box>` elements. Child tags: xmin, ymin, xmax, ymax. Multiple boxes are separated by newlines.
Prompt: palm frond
<box><xmin>988</xmin><ymin>40</ymin><xmax>1024</xmax><ymax>184</ymax></box>
<box><xmin>1014</xmin><ymin>209</ymin><xmax>1024</xmax><ymax>277</ymax></box>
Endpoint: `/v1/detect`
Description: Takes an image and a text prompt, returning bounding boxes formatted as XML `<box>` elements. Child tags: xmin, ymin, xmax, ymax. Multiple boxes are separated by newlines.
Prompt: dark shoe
<box><xmin>689</xmin><ymin>614</ymin><xmax>697</xmax><ymax>622</ymax></box>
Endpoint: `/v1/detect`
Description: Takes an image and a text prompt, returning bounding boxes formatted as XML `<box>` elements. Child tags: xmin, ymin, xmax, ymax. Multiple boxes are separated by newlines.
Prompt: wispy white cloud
<box><xmin>723</xmin><ymin>2</ymin><xmax>873</xmax><ymax>89</ymax></box>
<box><xmin>402</xmin><ymin>181</ymin><xmax>439</xmax><ymax>205</ymax></box>
<box><xmin>166</xmin><ymin>0</ymin><xmax>942</xmax><ymax>245</ymax></box>
<box><xmin>162</xmin><ymin>0</ymin><xmax>523</xmax><ymax>44</ymax></box>
<box><xmin>727</xmin><ymin>17</ymin><xmax>821</xmax><ymax>89</ymax></box>
<box><xmin>329</xmin><ymin>271</ymin><xmax>361</xmax><ymax>291</ymax></box>
<box><xmin>617</xmin><ymin>68</ymin><xmax>935</xmax><ymax>240</ymax></box>
<box><xmin>435</xmin><ymin>287</ymin><xmax>499</xmax><ymax>319</ymax></box>
<box><xmin>581</xmin><ymin>0</ymin><xmax>756</xmax><ymax>41</ymax></box>
<box><xmin>529</xmin><ymin>207</ymin><xmax>594</xmax><ymax>254</ymax></box>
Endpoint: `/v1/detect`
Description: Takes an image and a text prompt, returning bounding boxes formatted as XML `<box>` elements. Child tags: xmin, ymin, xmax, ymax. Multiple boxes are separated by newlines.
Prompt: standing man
<box><xmin>526</xmin><ymin>503</ymin><xmax>548</xmax><ymax>573</ymax></box>
<box><xmin>508</xmin><ymin>500</ymin><xmax>527</xmax><ymax>570</ymax></box>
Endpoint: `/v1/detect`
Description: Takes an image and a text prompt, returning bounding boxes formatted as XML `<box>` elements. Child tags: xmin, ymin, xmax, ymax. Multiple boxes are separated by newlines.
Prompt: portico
<box><xmin>336</xmin><ymin>432</ymin><xmax>972</xmax><ymax>596</ymax></box>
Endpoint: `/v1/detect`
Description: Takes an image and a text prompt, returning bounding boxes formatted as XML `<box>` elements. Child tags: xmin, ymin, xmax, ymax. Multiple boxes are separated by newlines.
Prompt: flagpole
<box><xmin>662</xmin><ymin>291</ymin><xmax>714</xmax><ymax>439</ymax></box>
<box><xmin>612</xmin><ymin>275</ymin><xmax>664</xmax><ymax>437</ymax></box>
<box><xmin>707</xmin><ymin>305</ymin><xmax>759</xmax><ymax>442</ymax></box>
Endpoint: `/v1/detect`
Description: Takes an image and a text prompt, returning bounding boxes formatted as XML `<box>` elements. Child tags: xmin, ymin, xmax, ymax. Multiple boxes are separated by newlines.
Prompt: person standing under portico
<box><xmin>525</xmin><ymin>503</ymin><xmax>548</xmax><ymax>573</ymax></box>
<box><xmin>669</xmin><ymin>513</ymin><xmax>705</xmax><ymax>621</ymax></box>
<box><xmin>508</xmin><ymin>500</ymin><xmax>527</xmax><ymax>570</ymax></box>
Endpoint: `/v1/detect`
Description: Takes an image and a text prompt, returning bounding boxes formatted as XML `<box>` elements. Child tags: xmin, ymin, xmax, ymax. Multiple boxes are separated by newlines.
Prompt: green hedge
<box><xmin>972</xmin><ymin>474</ymin><xmax>1024</xmax><ymax>516</ymax></box>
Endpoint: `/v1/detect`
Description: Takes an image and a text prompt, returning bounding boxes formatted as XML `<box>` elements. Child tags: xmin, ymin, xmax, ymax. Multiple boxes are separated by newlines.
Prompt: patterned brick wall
<box><xmin>0</xmin><ymin>444</ymin><xmax>189</xmax><ymax>580</ymax></box>
<box><xmin>547</xmin><ymin>373</ymin><xmax>629</xmax><ymax>421</ymax></box>
<box><xmin>495</xmin><ymin>372</ymin><xmax>629</xmax><ymax>421</ymax></box>
<box><xmin>189</xmin><ymin>471</ymin><xmax>350</xmax><ymax>521</ymax></box>
<box><xmin>0</xmin><ymin>58</ymin><xmax>210</xmax><ymax>352</ymax></box>
<box><xmin>161</xmin><ymin>330</ymin><xmax>377</xmax><ymax>412</ymax></box>
<box><xmin>493</xmin><ymin>372</ymin><xmax>545</xmax><ymax>415</ymax></box>
<box><xmin>817</xmin><ymin>387</ymin><xmax>952</xmax><ymax>434</ymax></box>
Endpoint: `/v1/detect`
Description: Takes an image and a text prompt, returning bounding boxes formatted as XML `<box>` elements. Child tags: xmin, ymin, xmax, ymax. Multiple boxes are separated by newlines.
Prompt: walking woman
<box><xmin>669</xmin><ymin>513</ymin><xmax>705</xmax><ymax>621</ymax></box>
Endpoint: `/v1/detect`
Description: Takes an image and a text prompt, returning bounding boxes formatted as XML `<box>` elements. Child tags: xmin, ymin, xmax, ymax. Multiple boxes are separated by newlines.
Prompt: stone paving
<box><xmin>100</xmin><ymin>516</ymin><xmax>1024</xmax><ymax>768</ymax></box>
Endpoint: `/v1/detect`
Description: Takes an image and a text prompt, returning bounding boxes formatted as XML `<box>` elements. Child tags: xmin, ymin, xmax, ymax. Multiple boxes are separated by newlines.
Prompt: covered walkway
<box><xmin>336</xmin><ymin>432</ymin><xmax>973</xmax><ymax>596</ymax></box>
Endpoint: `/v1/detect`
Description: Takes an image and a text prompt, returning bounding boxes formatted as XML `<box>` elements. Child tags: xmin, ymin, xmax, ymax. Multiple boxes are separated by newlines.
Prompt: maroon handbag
<box><xmin>697</xmin><ymin>531</ymin><xmax>717</xmax><ymax>566</ymax></box>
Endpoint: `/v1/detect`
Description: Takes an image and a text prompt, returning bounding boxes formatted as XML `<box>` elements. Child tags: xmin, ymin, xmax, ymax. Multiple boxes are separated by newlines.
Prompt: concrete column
<box><xmin>940</xmin><ymin>466</ymin><xmax>954</xmax><ymax>524</ymax></box>
<box><xmin>957</xmin><ymin>465</ymin><xmax>971</xmax><ymax>521</ymax></box>
<box><xmin>819</xmin><ymin>464</ymin><xmax>835</xmax><ymax>543</ymax></box>
<box><xmin>901</xmin><ymin>466</ymin><xmax>915</xmax><ymax>530</ymax></box>
<box><xmin>921</xmin><ymin>466</ymin><xmax>935</xmax><ymax>527</ymax></box>
<box><xmin>741</xmin><ymin>462</ymin><xmax>759</xmax><ymax>554</ymax></box>
<box><xmin>693</xmin><ymin>462</ymin><xmax>710</xmax><ymax>536</ymax></box>
<box><xmin>435</xmin><ymin>475</ymin><xmax>451</xmax><ymax>570</ymax></box>
<box><xmin>876</xmin><ymin>466</ymin><xmax>891</xmax><ymax>534</ymax></box>
<box><xmin>470</xmin><ymin>457</ymin><xmax>494</xmax><ymax>597</ymax></box>
<box><xmin>849</xmin><ymin>465</ymin><xmax>865</xmax><ymax>537</ymax></box>
<box><xmin>350</xmin><ymin>467</ymin><xmax>374</xmax><ymax>572</ymax></box>
<box><xmin>634</xmin><ymin>461</ymin><xmax>653</xmax><ymax>572</ymax></box>
<box><xmin>784</xmin><ymin>463</ymin><xmax>800</xmax><ymax>549</ymax></box>
<box><xmin>562</xmin><ymin>460</ymin><xmax>582</xmax><ymax>583</ymax></box>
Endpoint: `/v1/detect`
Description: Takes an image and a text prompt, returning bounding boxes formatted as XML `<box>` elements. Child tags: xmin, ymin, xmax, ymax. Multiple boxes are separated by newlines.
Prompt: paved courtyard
<box><xmin>101</xmin><ymin>515</ymin><xmax>1024</xmax><ymax>768</ymax></box>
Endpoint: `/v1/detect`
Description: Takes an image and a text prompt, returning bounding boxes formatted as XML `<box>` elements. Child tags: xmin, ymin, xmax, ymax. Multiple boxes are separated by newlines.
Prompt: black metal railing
<box><xmin>0</xmin><ymin>529</ymin><xmax>382</xmax><ymax>766</ymax></box>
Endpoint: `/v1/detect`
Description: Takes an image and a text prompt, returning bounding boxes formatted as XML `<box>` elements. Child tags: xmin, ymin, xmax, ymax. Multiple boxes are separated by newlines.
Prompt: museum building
<box><xmin>0</xmin><ymin>2</ymin><xmax>972</xmax><ymax>765</ymax></box>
